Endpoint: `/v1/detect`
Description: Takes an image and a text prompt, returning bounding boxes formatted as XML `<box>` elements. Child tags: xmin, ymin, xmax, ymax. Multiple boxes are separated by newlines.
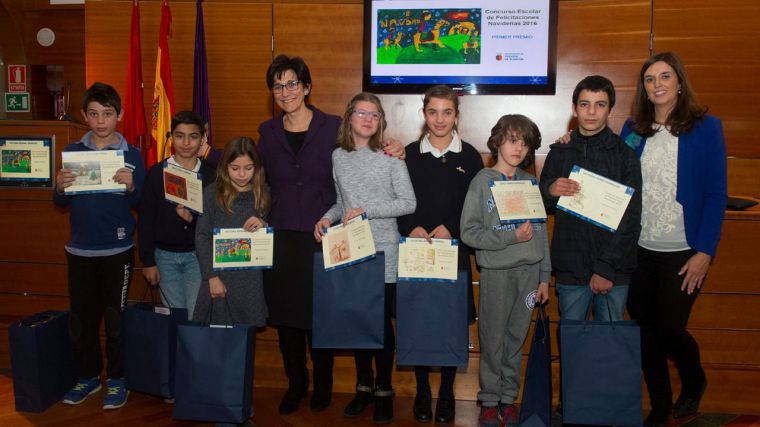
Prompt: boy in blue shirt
<box><xmin>54</xmin><ymin>82</ymin><xmax>146</xmax><ymax>409</ymax></box>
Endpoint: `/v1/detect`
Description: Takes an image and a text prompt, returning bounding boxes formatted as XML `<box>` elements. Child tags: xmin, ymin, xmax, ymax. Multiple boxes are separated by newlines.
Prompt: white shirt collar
<box><xmin>420</xmin><ymin>131</ymin><xmax>462</xmax><ymax>158</ymax></box>
<box><xmin>168</xmin><ymin>155</ymin><xmax>202</xmax><ymax>172</ymax></box>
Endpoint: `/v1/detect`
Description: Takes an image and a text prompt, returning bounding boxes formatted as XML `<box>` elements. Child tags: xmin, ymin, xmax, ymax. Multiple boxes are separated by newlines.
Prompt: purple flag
<box><xmin>193</xmin><ymin>0</ymin><xmax>212</xmax><ymax>149</ymax></box>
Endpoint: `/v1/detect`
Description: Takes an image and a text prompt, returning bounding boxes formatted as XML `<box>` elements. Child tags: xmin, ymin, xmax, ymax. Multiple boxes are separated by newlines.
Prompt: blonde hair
<box><xmin>336</xmin><ymin>92</ymin><xmax>387</xmax><ymax>152</ymax></box>
<box><xmin>215</xmin><ymin>137</ymin><xmax>269</xmax><ymax>216</ymax></box>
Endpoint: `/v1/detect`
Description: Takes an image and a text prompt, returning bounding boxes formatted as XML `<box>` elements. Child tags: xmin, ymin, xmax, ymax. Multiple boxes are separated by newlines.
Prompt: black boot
<box><xmin>373</xmin><ymin>387</ymin><xmax>395</xmax><ymax>424</ymax></box>
<box><xmin>434</xmin><ymin>397</ymin><xmax>455</xmax><ymax>425</ymax></box>
<box><xmin>344</xmin><ymin>384</ymin><xmax>373</xmax><ymax>417</ymax></box>
<box><xmin>413</xmin><ymin>393</ymin><xmax>432</xmax><ymax>422</ymax></box>
<box><xmin>278</xmin><ymin>379</ymin><xmax>308</xmax><ymax>415</ymax></box>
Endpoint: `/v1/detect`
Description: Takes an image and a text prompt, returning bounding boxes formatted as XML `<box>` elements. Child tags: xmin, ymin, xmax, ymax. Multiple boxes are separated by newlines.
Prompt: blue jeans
<box><xmin>154</xmin><ymin>248</ymin><xmax>201</xmax><ymax>320</ymax></box>
<box><xmin>556</xmin><ymin>283</ymin><xmax>629</xmax><ymax>321</ymax></box>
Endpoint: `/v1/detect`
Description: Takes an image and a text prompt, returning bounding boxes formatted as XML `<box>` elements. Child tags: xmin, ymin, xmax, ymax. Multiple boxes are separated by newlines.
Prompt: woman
<box><xmin>315</xmin><ymin>92</ymin><xmax>416</xmax><ymax>424</ymax></box>
<box><xmin>621</xmin><ymin>52</ymin><xmax>727</xmax><ymax>427</ymax></box>
<box><xmin>397</xmin><ymin>84</ymin><xmax>483</xmax><ymax>425</ymax></box>
<box><xmin>258</xmin><ymin>55</ymin><xmax>407</xmax><ymax>415</ymax></box>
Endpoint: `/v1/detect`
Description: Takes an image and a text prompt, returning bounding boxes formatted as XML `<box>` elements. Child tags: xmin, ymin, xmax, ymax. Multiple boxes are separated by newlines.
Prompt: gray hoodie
<box><xmin>460</xmin><ymin>167</ymin><xmax>551</xmax><ymax>282</ymax></box>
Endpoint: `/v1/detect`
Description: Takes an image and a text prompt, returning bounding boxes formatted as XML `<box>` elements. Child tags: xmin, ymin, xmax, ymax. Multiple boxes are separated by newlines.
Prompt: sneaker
<box><xmin>62</xmin><ymin>377</ymin><xmax>101</xmax><ymax>405</ymax></box>
<box><xmin>479</xmin><ymin>405</ymin><xmax>499</xmax><ymax>427</ymax></box>
<box><xmin>498</xmin><ymin>403</ymin><xmax>519</xmax><ymax>427</ymax></box>
<box><xmin>103</xmin><ymin>378</ymin><xmax>129</xmax><ymax>409</ymax></box>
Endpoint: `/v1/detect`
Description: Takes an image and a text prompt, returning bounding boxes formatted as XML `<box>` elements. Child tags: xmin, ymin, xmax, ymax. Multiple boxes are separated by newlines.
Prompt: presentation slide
<box><xmin>370</xmin><ymin>0</ymin><xmax>551</xmax><ymax>84</ymax></box>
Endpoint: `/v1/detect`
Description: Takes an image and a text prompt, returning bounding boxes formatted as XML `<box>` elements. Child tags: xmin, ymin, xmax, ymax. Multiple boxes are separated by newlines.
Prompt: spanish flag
<box><xmin>148</xmin><ymin>0</ymin><xmax>175</xmax><ymax>168</ymax></box>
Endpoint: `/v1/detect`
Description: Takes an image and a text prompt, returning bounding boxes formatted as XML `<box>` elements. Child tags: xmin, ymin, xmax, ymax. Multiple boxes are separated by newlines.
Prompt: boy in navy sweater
<box><xmin>138</xmin><ymin>111</ymin><xmax>216</xmax><ymax>319</ymax></box>
<box><xmin>54</xmin><ymin>82</ymin><xmax>146</xmax><ymax>409</ymax></box>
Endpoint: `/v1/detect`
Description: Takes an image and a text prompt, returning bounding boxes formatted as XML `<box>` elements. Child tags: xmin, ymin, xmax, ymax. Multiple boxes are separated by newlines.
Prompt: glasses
<box><xmin>353</xmin><ymin>109</ymin><xmax>383</xmax><ymax>121</ymax></box>
<box><xmin>272</xmin><ymin>80</ymin><xmax>301</xmax><ymax>94</ymax></box>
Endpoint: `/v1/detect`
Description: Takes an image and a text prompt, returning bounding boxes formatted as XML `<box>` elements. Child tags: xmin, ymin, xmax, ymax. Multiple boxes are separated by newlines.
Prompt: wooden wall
<box><xmin>0</xmin><ymin>0</ymin><xmax>759</xmax><ymax>416</ymax></box>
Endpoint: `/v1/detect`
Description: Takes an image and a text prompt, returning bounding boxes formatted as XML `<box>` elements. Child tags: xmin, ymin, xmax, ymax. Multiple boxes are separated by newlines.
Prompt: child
<box><xmin>397</xmin><ymin>84</ymin><xmax>483</xmax><ymax>424</ymax></box>
<box><xmin>138</xmin><ymin>111</ymin><xmax>216</xmax><ymax>320</ymax></box>
<box><xmin>193</xmin><ymin>137</ymin><xmax>268</xmax><ymax>327</ymax></box>
<box><xmin>314</xmin><ymin>92</ymin><xmax>416</xmax><ymax>424</ymax></box>
<box><xmin>460</xmin><ymin>114</ymin><xmax>550</xmax><ymax>427</ymax></box>
<box><xmin>54</xmin><ymin>82</ymin><xmax>146</xmax><ymax>409</ymax></box>
<box><xmin>539</xmin><ymin>76</ymin><xmax>641</xmax><ymax>323</ymax></box>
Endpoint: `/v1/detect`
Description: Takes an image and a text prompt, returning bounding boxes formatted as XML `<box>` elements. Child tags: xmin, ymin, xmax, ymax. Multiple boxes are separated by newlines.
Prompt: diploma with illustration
<box><xmin>163</xmin><ymin>162</ymin><xmax>204</xmax><ymax>214</ymax></box>
<box><xmin>397</xmin><ymin>237</ymin><xmax>459</xmax><ymax>283</ymax></box>
<box><xmin>212</xmin><ymin>227</ymin><xmax>274</xmax><ymax>271</ymax></box>
<box><xmin>62</xmin><ymin>150</ymin><xmax>127</xmax><ymax>195</ymax></box>
<box><xmin>489</xmin><ymin>179</ymin><xmax>548</xmax><ymax>223</ymax></box>
<box><xmin>321</xmin><ymin>214</ymin><xmax>377</xmax><ymax>271</ymax></box>
<box><xmin>557</xmin><ymin>165</ymin><xmax>634</xmax><ymax>232</ymax></box>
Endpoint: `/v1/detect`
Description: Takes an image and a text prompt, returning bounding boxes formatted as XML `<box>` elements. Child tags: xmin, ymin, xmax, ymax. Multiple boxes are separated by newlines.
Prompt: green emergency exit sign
<box><xmin>5</xmin><ymin>92</ymin><xmax>30</xmax><ymax>113</ymax></box>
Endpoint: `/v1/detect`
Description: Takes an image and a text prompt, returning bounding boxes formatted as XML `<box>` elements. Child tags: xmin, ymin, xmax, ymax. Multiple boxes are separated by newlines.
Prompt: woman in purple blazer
<box><xmin>258</xmin><ymin>55</ymin><xmax>341</xmax><ymax>416</ymax></box>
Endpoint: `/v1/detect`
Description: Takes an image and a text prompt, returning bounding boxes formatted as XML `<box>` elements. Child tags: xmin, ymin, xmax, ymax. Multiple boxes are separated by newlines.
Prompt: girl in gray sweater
<box><xmin>315</xmin><ymin>93</ymin><xmax>416</xmax><ymax>424</ymax></box>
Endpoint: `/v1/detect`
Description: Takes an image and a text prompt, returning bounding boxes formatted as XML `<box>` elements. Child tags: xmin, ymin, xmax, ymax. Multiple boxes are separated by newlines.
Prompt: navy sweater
<box><xmin>53</xmin><ymin>132</ymin><xmax>146</xmax><ymax>252</ymax></box>
<box><xmin>137</xmin><ymin>159</ymin><xmax>216</xmax><ymax>267</ymax></box>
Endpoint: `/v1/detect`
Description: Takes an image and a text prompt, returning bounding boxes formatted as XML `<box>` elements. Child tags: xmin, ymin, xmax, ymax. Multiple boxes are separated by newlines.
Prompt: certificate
<box><xmin>163</xmin><ymin>162</ymin><xmax>204</xmax><ymax>214</ymax></box>
<box><xmin>0</xmin><ymin>137</ymin><xmax>52</xmax><ymax>184</ymax></box>
<box><xmin>489</xmin><ymin>179</ymin><xmax>547</xmax><ymax>223</ymax></box>
<box><xmin>62</xmin><ymin>150</ymin><xmax>126</xmax><ymax>195</ymax></box>
<box><xmin>212</xmin><ymin>227</ymin><xmax>274</xmax><ymax>271</ymax></box>
<box><xmin>397</xmin><ymin>237</ymin><xmax>459</xmax><ymax>283</ymax></box>
<box><xmin>321</xmin><ymin>214</ymin><xmax>377</xmax><ymax>271</ymax></box>
<box><xmin>557</xmin><ymin>165</ymin><xmax>635</xmax><ymax>232</ymax></box>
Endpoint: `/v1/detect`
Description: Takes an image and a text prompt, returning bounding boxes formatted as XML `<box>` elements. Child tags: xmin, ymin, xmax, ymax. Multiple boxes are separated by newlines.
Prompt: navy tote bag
<box><xmin>312</xmin><ymin>252</ymin><xmax>385</xmax><ymax>349</ymax></box>
<box><xmin>395</xmin><ymin>270</ymin><xmax>469</xmax><ymax>367</ymax></box>
<box><xmin>518</xmin><ymin>305</ymin><xmax>552</xmax><ymax>427</ymax></box>
<box><xmin>123</xmin><ymin>287</ymin><xmax>187</xmax><ymax>398</ymax></box>
<box><xmin>8</xmin><ymin>310</ymin><xmax>76</xmax><ymax>413</ymax></box>
<box><xmin>560</xmin><ymin>298</ymin><xmax>643</xmax><ymax>426</ymax></box>
<box><xmin>172</xmin><ymin>299</ymin><xmax>255</xmax><ymax>424</ymax></box>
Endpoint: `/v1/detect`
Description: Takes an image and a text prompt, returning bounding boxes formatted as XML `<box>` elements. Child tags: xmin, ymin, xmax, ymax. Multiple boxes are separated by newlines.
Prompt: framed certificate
<box><xmin>0</xmin><ymin>136</ymin><xmax>54</xmax><ymax>188</ymax></box>
<box><xmin>489</xmin><ymin>179</ymin><xmax>547</xmax><ymax>223</ymax></box>
<box><xmin>557</xmin><ymin>165</ymin><xmax>635</xmax><ymax>232</ymax></box>
<box><xmin>397</xmin><ymin>237</ymin><xmax>459</xmax><ymax>283</ymax></box>
<box><xmin>62</xmin><ymin>150</ymin><xmax>126</xmax><ymax>195</ymax></box>
<box><xmin>212</xmin><ymin>227</ymin><xmax>274</xmax><ymax>271</ymax></box>
<box><xmin>321</xmin><ymin>214</ymin><xmax>377</xmax><ymax>271</ymax></box>
<box><xmin>163</xmin><ymin>162</ymin><xmax>204</xmax><ymax>214</ymax></box>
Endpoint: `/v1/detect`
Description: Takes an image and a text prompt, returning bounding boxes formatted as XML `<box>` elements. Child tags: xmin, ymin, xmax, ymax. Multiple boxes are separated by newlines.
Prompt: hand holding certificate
<box><xmin>397</xmin><ymin>238</ymin><xmax>459</xmax><ymax>283</ymax></box>
<box><xmin>557</xmin><ymin>165</ymin><xmax>635</xmax><ymax>232</ymax></box>
<box><xmin>61</xmin><ymin>150</ymin><xmax>127</xmax><ymax>195</ymax></box>
<box><xmin>490</xmin><ymin>179</ymin><xmax>547</xmax><ymax>223</ymax></box>
<box><xmin>212</xmin><ymin>227</ymin><xmax>274</xmax><ymax>271</ymax></box>
<box><xmin>163</xmin><ymin>162</ymin><xmax>204</xmax><ymax>214</ymax></box>
<box><xmin>321</xmin><ymin>214</ymin><xmax>377</xmax><ymax>271</ymax></box>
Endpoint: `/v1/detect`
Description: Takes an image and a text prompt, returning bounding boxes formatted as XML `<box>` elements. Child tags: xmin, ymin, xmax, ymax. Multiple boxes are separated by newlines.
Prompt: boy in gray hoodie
<box><xmin>461</xmin><ymin>115</ymin><xmax>551</xmax><ymax>427</ymax></box>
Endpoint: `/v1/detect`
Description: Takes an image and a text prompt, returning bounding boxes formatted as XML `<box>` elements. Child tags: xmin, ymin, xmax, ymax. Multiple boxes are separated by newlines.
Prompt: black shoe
<box><xmin>673</xmin><ymin>379</ymin><xmax>707</xmax><ymax>418</ymax></box>
<box><xmin>373</xmin><ymin>388</ymin><xmax>395</xmax><ymax>424</ymax></box>
<box><xmin>413</xmin><ymin>394</ymin><xmax>432</xmax><ymax>422</ymax></box>
<box><xmin>434</xmin><ymin>397</ymin><xmax>455</xmax><ymax>425</ymax></box>
<box><xmin>344</xmin><ymin>384</ymin><xmax>373</xmax><ymax>418</ymax></box>
<box><xmin>310</xmin><ymin>388</ymin><xmax>332</xmax><ymax>412</ymax></box>
<box><xmin>644</xmin><ymin>403</ymin><xmax>672</xmax><ymax>427</ymax></box>
<box><xmin>278</xmin><ymin>383</ymin><xmax>308</xmax><ymax>415</ymax></box>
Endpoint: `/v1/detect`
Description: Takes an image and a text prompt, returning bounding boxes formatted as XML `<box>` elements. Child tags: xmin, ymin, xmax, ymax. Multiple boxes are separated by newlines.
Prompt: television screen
<box><xmin>364</xmin><ymin>0</ymin><xmax>558</xmax><ymax>95</ymax></box>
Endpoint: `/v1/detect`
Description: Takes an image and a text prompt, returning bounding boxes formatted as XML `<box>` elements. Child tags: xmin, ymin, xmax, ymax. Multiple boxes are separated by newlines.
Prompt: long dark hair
<box><xmin>486</xmin><ymin>114</ymin><xmax>541</xmax><ymax>169</ymax></box>
<box><xmin>215</xmin><ymin>137</ymin><xmax>269</xmax><ymax>216</ymax></box>
<box><xmin>418</xmin><ymin>85</ymin><xmax>459</xmax><ymax>141</ymax></box>
<box><xmin>631</xmin><ymin>52</ymin><xmax>707</xmax><ymax>137</ymax></box>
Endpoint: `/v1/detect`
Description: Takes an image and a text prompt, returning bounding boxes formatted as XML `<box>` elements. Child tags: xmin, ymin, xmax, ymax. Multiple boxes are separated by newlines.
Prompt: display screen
<box><xmin>364</xmin><ymin>0</ymin><xmax>557</xmax><ymax>94</ymax></box>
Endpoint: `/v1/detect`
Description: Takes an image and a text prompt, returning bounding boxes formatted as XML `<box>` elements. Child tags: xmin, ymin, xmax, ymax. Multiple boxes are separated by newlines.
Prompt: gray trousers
<box><xmin>477</xmin><ymin>265</ymin><xmax>539</xmax><ymax>406</ymax></box>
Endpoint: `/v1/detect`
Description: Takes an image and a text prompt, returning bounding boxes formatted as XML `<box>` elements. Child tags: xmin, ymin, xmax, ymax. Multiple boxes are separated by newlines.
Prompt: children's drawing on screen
<box><xmin>377</xmin><ymin>9</ymin><xmax>482</xmax><ymax>65</ymax></box>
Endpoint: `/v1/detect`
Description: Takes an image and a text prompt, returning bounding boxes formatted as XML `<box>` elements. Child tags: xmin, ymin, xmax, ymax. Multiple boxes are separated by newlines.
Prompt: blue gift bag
<box><xmin>519</xmin><ymin>305</ymin><xmax>552</xmax><ymax>427</ymax></box>
<box><xmin>395</xmin><ymin>271</ymin><xmax>469</xmax><ymax>367</ymax></box>
<box><xmin>172</xmin><ymin>300</ymin><xmax>255</xmax><ymax>424</ymax></box>
<box><xmin>123</xmin><ymin>300</ymin><xmax>187</xmax><ymax>398</ymax></box>
<box><xmin>312</xmin><ymin>252</ymin><xmax>385</xmax><ymax>349</ymax></box>
<box><xmin>8</xmin><ymin>310</ymin><xmax>76</xmax><ymax>413</ymax></box>
<box><xmin>560</xmin><ymin>300</ymin><xmax>643</xmax><ymax>426</ymax></box>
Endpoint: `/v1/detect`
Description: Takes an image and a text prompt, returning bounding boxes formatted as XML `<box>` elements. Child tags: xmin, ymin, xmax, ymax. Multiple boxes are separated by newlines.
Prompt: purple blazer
<box><xmin>258</xmin><ymin>105</ymin><xmax>341</xmax><ymax>232</ymax></box>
